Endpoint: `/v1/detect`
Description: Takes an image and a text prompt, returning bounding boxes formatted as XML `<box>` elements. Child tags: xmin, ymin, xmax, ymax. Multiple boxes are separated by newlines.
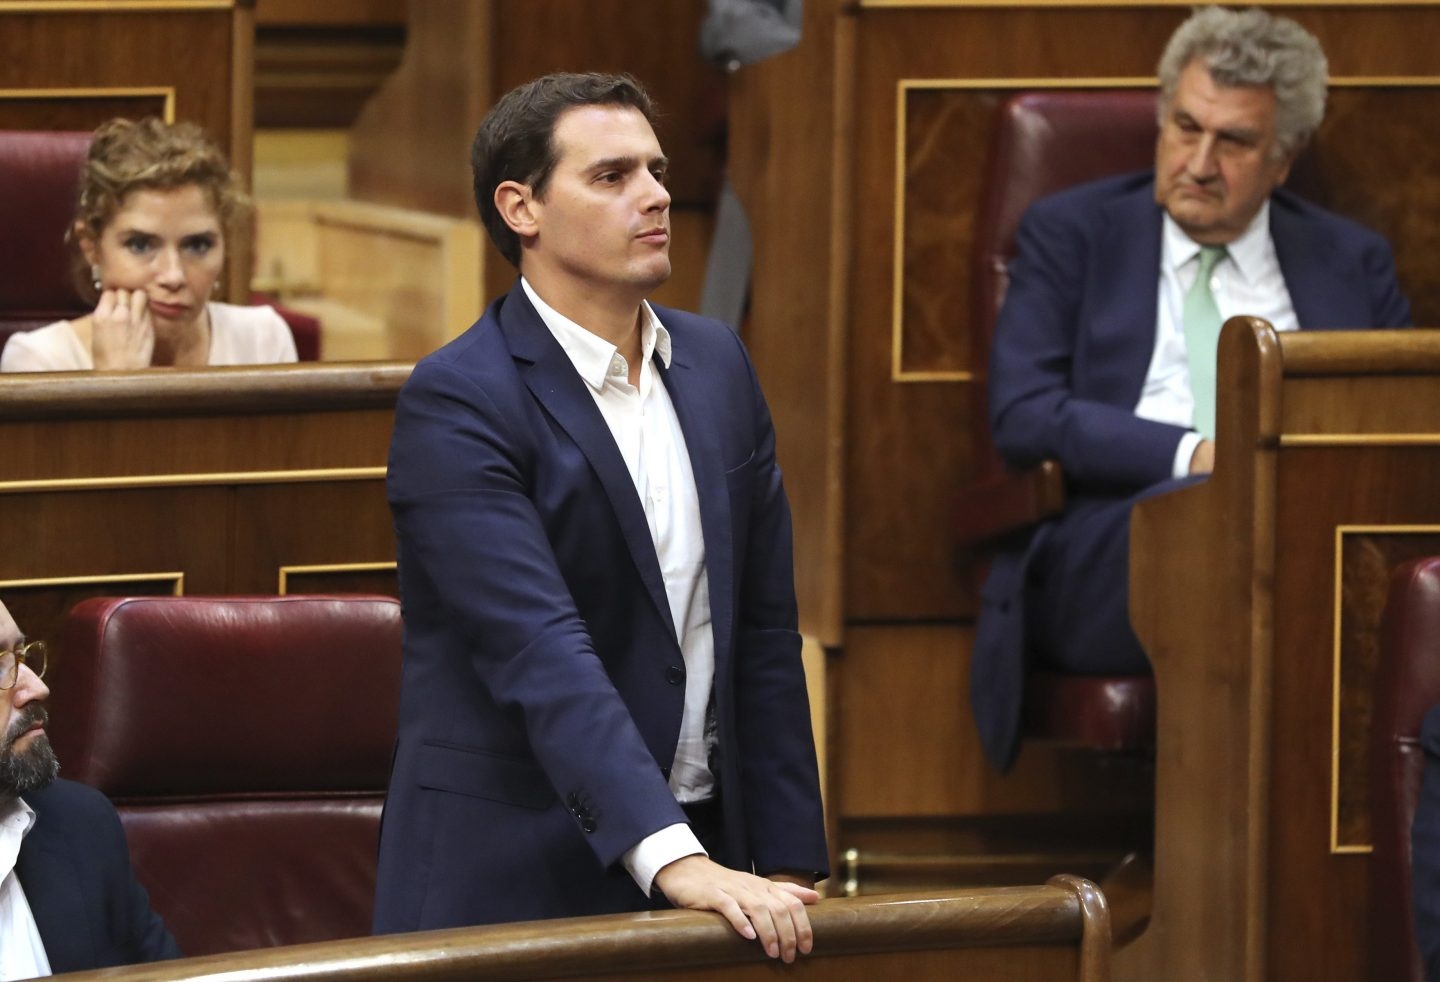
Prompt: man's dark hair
<box><xmin>471</xmin><ymin>72</ymin><xmax>659</xmax><ymax>269</ymax></box>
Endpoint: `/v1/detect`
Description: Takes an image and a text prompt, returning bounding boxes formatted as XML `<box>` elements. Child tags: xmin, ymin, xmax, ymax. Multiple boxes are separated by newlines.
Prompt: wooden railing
<box><xmin>63</xmin><ymin>878</ymin><xmax>1110</xmax><ymax>982</ymax></box>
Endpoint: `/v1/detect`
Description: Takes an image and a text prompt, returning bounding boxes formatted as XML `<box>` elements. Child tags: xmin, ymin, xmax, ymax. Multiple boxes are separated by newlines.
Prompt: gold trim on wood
<box><xmin>891</xmin><ymin>77</ymin><xmax>1153</xmax><ymax>384</ymax></box>
<box><xmin>0</xmin><ymin>1</ymin><xmax>231</xmax><ymax>11</ymax></box>
<box><xmin>278</xmin><ymin>561</ymin><xmax>397</xmax><ymax>595</ymax></box>
<box><xmin>0</xmin><ymin>571</ymin><xmax>184</xmax><ymax>594</ymax></box>
<box><xmin>1330</xmin><ymin>524</ymin><xmax>1440</xmax><ymax>854</ymax></box>
<box><xmin>1281</xmin><ymin>434</ymin><xmax>1440</xmax><ymax>447</ymax></box>
<box><xmin>0</xmin><ymin>466</ymin><xmax>386</xmax><ymax>495</ymax></box>
<box><xmin>0</xmin><ymin>87</ymin><xmax>176</xmax><ymax>122</ymax></box>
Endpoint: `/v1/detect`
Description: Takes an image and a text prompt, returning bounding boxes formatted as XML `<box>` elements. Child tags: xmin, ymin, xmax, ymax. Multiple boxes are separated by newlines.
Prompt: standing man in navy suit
<box><xmin>972</xmin><ymin>6</ymin><xmax>1413</xmax><ymax>772</ymax></box>
<box><xmin>0</xmin><ymin>599</ymin><xmax>179</xmax><ymax>978</ymax></box>
<box><xmin>373</xmin><ymin>73</ymin><xmax>827</xmax><ymax>961</ymax></box>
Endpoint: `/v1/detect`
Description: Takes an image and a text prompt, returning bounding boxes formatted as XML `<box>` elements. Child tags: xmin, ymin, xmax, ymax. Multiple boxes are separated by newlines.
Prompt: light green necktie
<box><xmin>1183</xmin><ymin>245</ymin><xmax>1227</xmax><ymax>440</ymax></box>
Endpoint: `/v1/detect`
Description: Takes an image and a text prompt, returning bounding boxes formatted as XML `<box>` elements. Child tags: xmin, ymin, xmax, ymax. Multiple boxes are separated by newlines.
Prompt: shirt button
<box><xmin>665</xmin><ymin>665</ymin><xmax>685</xmax><ymax>685</ymax></box>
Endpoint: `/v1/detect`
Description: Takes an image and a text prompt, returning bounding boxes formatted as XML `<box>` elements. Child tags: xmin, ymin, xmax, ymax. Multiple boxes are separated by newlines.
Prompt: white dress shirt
<box><xmin>521</xmin><ymin>279</ymin><xmax>713</xmax><ymax>897</ymax></box>
<box><xmin>0</xmin><ymin>797</ymin><xmax>51</xmax><ymax>981</ymax></box>
<box><xmin>1138</xmin><ymin>200</ymin><xmax>1298</xmax><ymax>477</ymax></box>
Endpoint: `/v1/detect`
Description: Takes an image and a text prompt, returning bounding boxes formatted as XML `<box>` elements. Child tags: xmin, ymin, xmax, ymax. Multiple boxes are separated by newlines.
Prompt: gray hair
<box><xmin>1157</xmin><ymin>6</ymin><xmax>1328</xmax><ymax>159</ymax></box>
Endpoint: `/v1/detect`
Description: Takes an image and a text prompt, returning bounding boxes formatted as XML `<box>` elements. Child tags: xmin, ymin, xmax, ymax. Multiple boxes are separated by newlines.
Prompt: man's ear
<box><xmin>494</xmin><ymin>181</ymin><xmax>538</xmax><ymax>237</ymax></box>
<box><xmin>75</xmin><ymin>221</ymin><xmax>97</xmax><ymax>264</ymax></box>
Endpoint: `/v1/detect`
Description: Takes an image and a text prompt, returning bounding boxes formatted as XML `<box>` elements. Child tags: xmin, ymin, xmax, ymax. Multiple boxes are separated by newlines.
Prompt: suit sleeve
<box><xmin>1360</xmin><ymin>232</ymin><xmax>1413</xmax><ymax>329</ymax></box>
<box><xmin>84</xmin><ymin>786</ymin><xmax>182</xmax><ymax>963</ymax></box>
<box><xmin>725</xmin><ymin>337</ymin><xmax>829</xmax><ymax>879</ymax></box>
<box><xmin>989</xmin><ymin>202</ymin><xmax>1191</xmax><ymax>492</ymax></box>
<box><xmin>387</xmin><ymin>360</ymin><xmax>683</xmax><ymax>870</ymax></box>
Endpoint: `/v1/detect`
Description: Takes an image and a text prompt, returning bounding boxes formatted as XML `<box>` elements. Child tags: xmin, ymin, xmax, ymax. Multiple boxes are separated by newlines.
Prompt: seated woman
<box><xmin>1</xmin><ymin>117</ymin><xmax>297</xmax><ymax>372</ymax></box>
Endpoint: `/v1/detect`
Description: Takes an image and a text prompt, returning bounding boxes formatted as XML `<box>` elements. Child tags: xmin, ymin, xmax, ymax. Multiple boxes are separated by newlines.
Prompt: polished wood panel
<box><xmin>59</xmin><ymin>882</ymin><xmax>1111</xmax><ymax>982</ymax></box>
<box><xmin>1128</xmin><ymin>319</ymin><xmax>1440</xmax><ymax>981</ymax></box>
<box><xmin>727</xmin><ymin>0</ymin><xmax>850</xmax><ymax>645</ymax></box>
<box><xmin>347</xmin><ymin>0</ymin><xmax>494</xmax><ymax>220</ymax></box>
<box><xmin>263</xmin><ymin>198</ymin><xmax>482</xmax><ymax>360</ymax></box>
<box><xmin>256</xmin><ymin>0</ymin><xmax>405</xmax><ymax>118</ymax></box>
<box><xmin>0</xmin><ymin>364</ymin><xmax>406</xmax><ymax>657</ymax></box>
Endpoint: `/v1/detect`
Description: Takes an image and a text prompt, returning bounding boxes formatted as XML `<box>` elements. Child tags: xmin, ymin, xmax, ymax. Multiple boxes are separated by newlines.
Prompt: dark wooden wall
<box><xmin>0</xmin><ymin>366</ymin><xmax>405</xmax><ymax>690</ymax></box>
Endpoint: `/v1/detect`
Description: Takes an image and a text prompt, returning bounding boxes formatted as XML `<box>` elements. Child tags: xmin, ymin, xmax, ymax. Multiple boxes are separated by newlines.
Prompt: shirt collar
<box><xmin>1162</xmin><ymin>198</ymin><xmax>1272</xmax><ymax>285</ymax></box>
<box><xmin>0</xmin><ymin>796</ymin><xmax>36</xmax><ymax>839</ymax></box>
<box><xmin>520</xmin><ymin>277</ymin><xmax>671</xmax><ymax>392</ymax></box>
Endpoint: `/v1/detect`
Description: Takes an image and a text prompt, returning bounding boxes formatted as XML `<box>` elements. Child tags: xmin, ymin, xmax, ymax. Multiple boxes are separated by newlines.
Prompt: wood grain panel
<box><xmin>839</xmin><ymin>625</ymin><xmax>1151</xmax><ymax>818</ymax></box>
<box><xmin>232</xmin><ymin>482</ymin><xmax>394</xmax><ymax>592</ymax></box>
<box><xmin>491</xmin><ymin>0</ymin><xmax>720</xmax><ymax>210</ymax></box>
<box><xmin>728</xmin><ymin>0</ymin><xmax>849</xmax><ymax>644</ymax></box>
<box><xmin>0</xmin><ymin>365</ymin><xmax>401</xmax><ymax>673</ymax></box>
<box><xmin>897</xmin><ymin>88</ymin><xmax>997</xmax><ymax>378</ymax></box>
<box><xmin>1266</xmin><ymin>452</ymin><xmax>1440</xmax><ymax>981</ymax></box>
<box><xmin>348</xmin><ymin>0</ymin><xmax>494</xmax><ymax>220</ymax></box>
<box><xmin>0</xmin><ymin>93</ymin><xmax>170</xmax><ymax>130</ymax></box>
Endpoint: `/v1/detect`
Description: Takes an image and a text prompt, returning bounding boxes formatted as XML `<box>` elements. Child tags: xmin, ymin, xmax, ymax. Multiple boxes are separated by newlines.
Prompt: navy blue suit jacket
<box><xmin>972</xmin><ymin>172</ymin><xmax>1412</xmax><ymax>772</ymax></box>
<box><xmin>15</xmin><ymin>779</ymin><xmax>180</xmax><ymax>972</ymax></box>
<box><xmin>373</xmin><ymin>283</ymin><xmax>827</xmax><ymax>932</ymax></box>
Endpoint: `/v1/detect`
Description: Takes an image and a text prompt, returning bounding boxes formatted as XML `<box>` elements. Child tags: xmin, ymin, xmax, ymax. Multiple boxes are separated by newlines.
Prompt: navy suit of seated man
<box><xmin>970</xmin><ymin>6</ymin><xmax>1413</xmax><ymax>773</ymax></box>
<box><xmin>0</xmin><ymin>598</ymin><xmax>180</xmax><ymax>978</ymax></box>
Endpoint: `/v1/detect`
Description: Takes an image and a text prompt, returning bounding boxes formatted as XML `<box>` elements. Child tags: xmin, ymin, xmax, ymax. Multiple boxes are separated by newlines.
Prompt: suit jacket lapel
<box><xmin>655</xmin><ymin>334</ymin><xmax>734</xmax><ymax>671</ymax></box>
<box><xmin>1269</xmin><ymin>191</ymin><xmax>1363</xmax><ymax>329</ymax></box>
<box><xmin>1092</xmin><ymin>184</ymin><xmax>1165</xmax><ymax>406</ymax></box>
<box><xmin>497</xmin><ymin>283</ymin><xmax>677</xmax><ymax>645</ymax></box>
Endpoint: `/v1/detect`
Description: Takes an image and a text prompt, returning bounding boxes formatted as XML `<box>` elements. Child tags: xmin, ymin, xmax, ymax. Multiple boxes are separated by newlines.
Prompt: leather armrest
<box><xmin>956</xmin><ymin>459</ymin><xmax>1066</xmax><ymax>546</ymax></box>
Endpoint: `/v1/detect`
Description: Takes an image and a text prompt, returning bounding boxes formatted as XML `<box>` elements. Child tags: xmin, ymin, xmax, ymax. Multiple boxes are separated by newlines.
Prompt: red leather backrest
<box><xmin>968</xmin><ymin>91</ymin><xmax>1158</xmax><ymax>475</ymax></box>
<box><xmin>0</xmin><ymin>131</ymin><xmax>92</xmax><ymax>326</ymax></box>
<box><xmin>1371</xmin><ymin>557</ymin><xmax>1440</xmax><ymax>982</ymax></box>
<box><xmin>47</xmin><ymin>595</ymin><xmax>402</xmax><ymax>956</ymax></box>
<box><xmin>970</xmin><ymin>90</ymin><xmax>1159</xmax><ymax>348</ymax></box>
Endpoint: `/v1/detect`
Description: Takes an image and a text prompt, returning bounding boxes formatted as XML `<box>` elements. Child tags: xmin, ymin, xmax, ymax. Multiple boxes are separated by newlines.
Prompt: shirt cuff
<box><xmin>622</xmin><ymin>823</ymin><xmax>707</xmax><ymax>898</ymax></box>
<box><xmin>1172</xmin><ymin>431</ymin><xmax>1205</xmax><ymax>480</ymax></box>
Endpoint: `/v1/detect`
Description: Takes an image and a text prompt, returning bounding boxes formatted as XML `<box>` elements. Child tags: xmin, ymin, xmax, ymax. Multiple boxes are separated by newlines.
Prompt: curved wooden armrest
<box><xmin>956</xmin><ymin>459</ymin><xmax>1066</xmax><ymax>546</ymax></box>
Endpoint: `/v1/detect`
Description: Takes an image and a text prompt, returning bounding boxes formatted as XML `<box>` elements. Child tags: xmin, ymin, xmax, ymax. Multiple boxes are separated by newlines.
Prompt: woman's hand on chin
<box><xmin>91</xmin><ymin>288</ymin><xmax>156</xmax><ymax>369</ymax></box>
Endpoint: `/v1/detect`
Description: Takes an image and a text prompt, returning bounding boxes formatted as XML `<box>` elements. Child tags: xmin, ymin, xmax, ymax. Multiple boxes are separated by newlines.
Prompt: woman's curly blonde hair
<box><xmin>70</xmin><ymin>118</ymin><xmax>249</xmax><ymax>299</ymax></box>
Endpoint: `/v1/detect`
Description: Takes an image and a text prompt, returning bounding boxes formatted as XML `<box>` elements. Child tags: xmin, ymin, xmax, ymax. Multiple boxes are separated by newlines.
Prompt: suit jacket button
<box><xmin>581</xmin><ymin>817</ymin><xmax>597</xmax><ymax>833</ymax></box>
<box><xmin>665</xmin><ymin>665</ymin><xmax>685</xmax><ymax>685</ymax></box>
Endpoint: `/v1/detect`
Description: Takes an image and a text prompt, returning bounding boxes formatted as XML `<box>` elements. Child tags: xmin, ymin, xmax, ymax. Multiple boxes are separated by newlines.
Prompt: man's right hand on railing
<box><xmin>653</xmin><ymin>854</ymin><xmax>819</xmax><ymax>963</ymax></box>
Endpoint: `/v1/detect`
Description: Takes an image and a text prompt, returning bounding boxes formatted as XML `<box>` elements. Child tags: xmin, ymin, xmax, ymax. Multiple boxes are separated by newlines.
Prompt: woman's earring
<box><xmin>91</xmin><ymin>265</ymin><xmax>102</xmax><ymax>291</ymax></box>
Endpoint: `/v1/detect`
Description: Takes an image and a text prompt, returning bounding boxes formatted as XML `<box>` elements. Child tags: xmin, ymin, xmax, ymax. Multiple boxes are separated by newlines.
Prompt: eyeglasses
<box><xmin>0</xmin><ymin>641</ymin><xmax>46</xmax><ymax>690</ymax></box>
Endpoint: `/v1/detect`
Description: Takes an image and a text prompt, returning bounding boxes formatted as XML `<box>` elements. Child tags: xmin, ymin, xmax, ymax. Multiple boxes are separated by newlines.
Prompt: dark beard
<box><xmin>0</xmin><ymin>705</ymin><xmax>59</xmax><ymax>796</ymax></box>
